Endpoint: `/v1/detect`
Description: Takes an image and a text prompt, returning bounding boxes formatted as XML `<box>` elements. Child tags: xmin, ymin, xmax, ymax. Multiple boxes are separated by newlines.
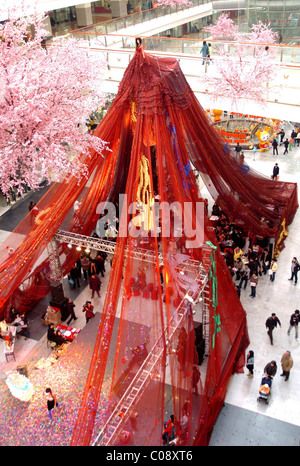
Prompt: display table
<box><xmin>56</xmin><ymin>324</ymin><xmax>81</xmax><ymax>342</ymax></box>
<box><xmin>6</xmin><ymin>371</ymin><xmax>34</xmax><ymax>401</ymax></box>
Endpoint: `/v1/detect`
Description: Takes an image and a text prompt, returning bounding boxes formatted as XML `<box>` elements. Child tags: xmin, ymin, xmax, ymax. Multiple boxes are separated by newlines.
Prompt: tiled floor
<box><xmin>1</xmin><ymin>124</ymin><xmax>300</xmax><ymax>445</ymax></box>
<box><xmin>209</xmin><ymin>128</ymin><xmax>300</xmax><ymax>446</ymax></box>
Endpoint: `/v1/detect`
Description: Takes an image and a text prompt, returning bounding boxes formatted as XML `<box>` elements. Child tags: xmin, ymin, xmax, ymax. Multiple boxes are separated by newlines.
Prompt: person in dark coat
<box><xmin>9</xmin><ymin>306</ymin><xmax>19</xmax><ymax>323</ymax></box>
<box><xmin>95</xmin><ymin>254</ymin><xmax>105</xmax><ymax>277</ymax></box>
<box><xmin>248</xmin><ymin>256</ymin><xmax>259</xmax><ymax>276</ymax></box>
<box><xmin>264</xmin><ymin>360</ymin><xmax>277</xmax><ymax>379</ymax></box>
<box><xmin>272</xmin><ymin>163</ymin><xmax>279</xmax><ymax>180</ymax></box>
<box><xmin>89</xmin><ymin>273</ymin><xmax>101</xmax><ymax>299</ymax></box>
<box><xmin>47</xmin><ymin>324</ymin><xmax>56</xmax><ymax>343</ymax></box>
<box><xmin>289</xmin><ymin>257</ymin><xmax>300</xmax><ymax>285</ymax></box>
<box><xmin>265</xmin><ymin>313</ymin><xmax>281</xmax><ymax>345</ymax></box>
<box><xmin>287</xmin><ymin>310</ymin><xmax>300</xmax><ymax>339</ymax></box>
<box><xmin>69</xmin><ymin>265</ymin><xmax>80</xmax><ymax>288</ymax></box>
<box><xmin>272</xmin><ymin>139</ymin><xmax>278</xmax><ymax>155</ymax></box>
<box><xmin>66</xmin><ymin>298</ymin><xmax>77</xmax><ymax>325</ymax></box>
<box><xmin>278</xmin><ymin>129</ymin><xmax>285</xmax><ymax>145</ymax></box>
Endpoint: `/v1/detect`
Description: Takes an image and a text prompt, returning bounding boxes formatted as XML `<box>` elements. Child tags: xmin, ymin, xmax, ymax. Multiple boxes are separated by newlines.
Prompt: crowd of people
<box><xmin>210</xmin><ymin>202</ymin><xmax>273</xmax><ymax>300</ymax></box>
<box><xmin>278</xmin><ymin>127</ymin><xmax>300</xmax><ymax>154</ymax></box>
<box><xmin>210</xmin><ymin>201</ymin><xmax>298</xmax><ymax>397</ymax></box>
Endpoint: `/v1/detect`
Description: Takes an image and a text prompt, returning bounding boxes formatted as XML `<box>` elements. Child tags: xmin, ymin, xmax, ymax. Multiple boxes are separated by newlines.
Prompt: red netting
<box><xmin>0</xmin><ymin>43</ymin><xmax>297</xmax><ymax>446</ymax></box>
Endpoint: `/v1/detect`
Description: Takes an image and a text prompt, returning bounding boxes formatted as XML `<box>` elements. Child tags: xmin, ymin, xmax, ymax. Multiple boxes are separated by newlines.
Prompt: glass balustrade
<box><xmin>69</xmin><ymin>0</ymin><xmax>211</xmax><ymax>37</ymax></box>
<box><xmin>68</xmin><ymin>1</ymin><xmax>300</xmax><ymax>108</ymax></box>
<box><xmin>72</xmin><ymin>27</ymin><xmax>300</xmax><ymax>67</ymax></box>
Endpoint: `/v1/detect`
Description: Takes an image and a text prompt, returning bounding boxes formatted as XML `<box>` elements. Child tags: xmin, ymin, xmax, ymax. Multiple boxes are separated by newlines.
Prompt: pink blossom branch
<box><xmin>0</xmin><ymin>2</ymin><xmax>108</xmax><ymax>196</ymax></box>
<box><xmin>201</xmin><ymin>14</ymin><xmax>280</xmax><ymax>108</ymax></box>
<box><xmin>156</xmin><ymin>0</ymin><xmax>193</xmax><ymax>8</ymax></box>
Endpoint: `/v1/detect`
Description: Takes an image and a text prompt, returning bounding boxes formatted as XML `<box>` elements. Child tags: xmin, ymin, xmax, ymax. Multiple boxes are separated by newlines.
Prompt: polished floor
<box><xmin>0</xmin><ymin>125</ymin><xmax>300</xmax><ymax>446</ymax></box>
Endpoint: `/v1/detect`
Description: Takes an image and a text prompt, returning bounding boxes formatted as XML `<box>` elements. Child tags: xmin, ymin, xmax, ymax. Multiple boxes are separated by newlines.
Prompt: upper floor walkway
<box><xmin>68</xmin><ymin>2</ymin><xmax>300</xmax><ymax>122</ymax></box>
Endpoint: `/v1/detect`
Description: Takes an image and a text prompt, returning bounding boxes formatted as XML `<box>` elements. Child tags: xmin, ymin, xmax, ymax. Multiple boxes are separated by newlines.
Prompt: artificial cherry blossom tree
<box><xmin>156</xmin><ymin>0</ymin><xmax>192</xmax><ymax>8</ymax></box>
<box><xmin>202</xmin><ymin>13</ymin><xmax>279</xmax><ymax>108</ymax></box>
<box><xmin>0</xmin><ymin>3</ymin><xmax>107</xmax><ymax>197</ymax></box>
<box><xmin>203</xmin><ymin>12</ymin><xmax>238</xmax><ymax>39</ymax></box>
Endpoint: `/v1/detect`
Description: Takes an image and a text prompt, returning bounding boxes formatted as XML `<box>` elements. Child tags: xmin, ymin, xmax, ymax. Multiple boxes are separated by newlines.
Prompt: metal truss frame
<box><xmin>51</xmin><ymin>229</ymin><xmax>210</xmax><ymax>446</ymax></box>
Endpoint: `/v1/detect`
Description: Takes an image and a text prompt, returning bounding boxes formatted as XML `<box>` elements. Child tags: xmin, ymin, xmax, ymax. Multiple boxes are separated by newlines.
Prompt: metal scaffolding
<box><xmin>47</xmin><ymin>237</ymin><xmax>67</xmax><ymax>295</ymax></box>
<box><xmin>93</xmin><ymin>297</ymin><xmax>195</xmax><ymax>446</ymax></box>
<box><xmin>52</xmin><ymin>229</ymin><xmax>210</xmax><ymax>446</ymax></box>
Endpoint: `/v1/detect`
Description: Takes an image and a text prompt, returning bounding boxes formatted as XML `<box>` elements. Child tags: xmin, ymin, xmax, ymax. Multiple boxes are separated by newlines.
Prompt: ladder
<box><xmin>93</xmin><ymin>286</ymin><xmax>202</xmax><ymax>446</ymax></box>
<box><xmin>199</xmin><ymin>243</ymin><xmax>213</xmax><ymax>356</ymax></box>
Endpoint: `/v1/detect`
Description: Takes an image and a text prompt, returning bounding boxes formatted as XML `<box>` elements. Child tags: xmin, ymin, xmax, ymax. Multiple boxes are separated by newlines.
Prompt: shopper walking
<box><xmin>89</xmin><ymin>273</ymin><xmax>101</xmax><ymax>299</ymax></box>
<box><xmin>200</xmin><ymin>41</ymin><xmax>209</xmax><ymax>65</ymax></box>
<box><xmin>239</xmin><ymin>264</ymin><xmax>250</xmax><ymax>290</ymax></box>
<box><xmin>69</xmin><ymin>264</ymin><xmax>80</xmax><ymax>289</ymax></box>
<box><xmin>283</xmin><ymin>138</ymin><xmax>289</xmax><ymax>154</ymax></box>
<box><xmin>272</xmin><ymin>138</ymin><xmax>278</xmax><ymax>156</ymax></box>
<box><xmin>278</xmin><ymin>129</ymin><xmax>285</xmax><ymax>145</ymax></box>
<box><xmin>66</xmin><ymin>298</ymin><xmax>77</xmax><ymax>325</ymax></box>
<box><xmin>271</xmin><ymin>163</ymin><xmax>279</xmax><ymax>180</ymax></box>
<box><xmin>287</xmin><ymin>310</ymin><xmax>300</xmax><ymax>339</ymax></box>
<box><xmin>246</xmin><ymin>350</ymin><xmax>254</xmax><ymax>377</ymax></box>
<box><xmin>82</xmin><ymin>301</ymin><xmax>95</xmax><ymax>324</ymax></box>
<box><xmin>265</xmin><ymin>313</ymin><xmax>281</xmax><ymax>345</ymax></box>
<box><xmin>280</xmin><ymin>351</ymin><xmax>293</xmax><ymax>381</ymax></box>
<box><xmin>264</xmin><ymin>360</ymin><xmax>277</xmax><ymax>379</ymax></box>
<box><xmin>249</xmin><ymin>272</ymin><xmax>258</xmax><ymax>298</ymax></box>
<box><xmin>45</xmin><ymin>387</ymin><xmax>62</xmax><ymax>423</ymax></box>
<box><xmin>269</xmin><ymin>258</ymin><xmax>277</xmax><ymax>282</ymax></box>
<box><xmin>288</xmin><ymin>257</ymin><xmax>300</xmax><ymax>285</ymax></box>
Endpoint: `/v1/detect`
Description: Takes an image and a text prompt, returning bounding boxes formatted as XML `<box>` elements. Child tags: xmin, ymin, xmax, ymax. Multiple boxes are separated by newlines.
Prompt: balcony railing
<box><xmin>70</xmin><ymin>0</ymin><xmax>211</xmax><ymax>37</ymax></box>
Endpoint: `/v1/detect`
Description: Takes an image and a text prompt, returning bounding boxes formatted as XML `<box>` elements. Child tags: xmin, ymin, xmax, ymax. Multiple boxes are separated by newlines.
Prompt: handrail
<box><xmin>69</xmin><ymin>0</ymin><xmax>211</xmax><ymax>36</ymax></box>
<box><xmin>83</xmin><ymin>44</ymin><xmax>300</xmax><ymax>72</ymax></box>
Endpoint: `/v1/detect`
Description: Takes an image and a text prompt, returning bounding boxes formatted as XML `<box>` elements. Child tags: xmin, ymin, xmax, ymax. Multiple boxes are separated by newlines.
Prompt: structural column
<box><xmin>75</xmin><ymin>3</ymin><xmax>93</xmax><ymax>27</ymax></box>
<box><xmin>110</xmin><ymin>0</ymin><xmax>127</xmax><ymax>18</ymax></box>
<box><xmin>47</xmin><ymin>238</ymin><xmax>66</xmax><ymax>296</ymax></box>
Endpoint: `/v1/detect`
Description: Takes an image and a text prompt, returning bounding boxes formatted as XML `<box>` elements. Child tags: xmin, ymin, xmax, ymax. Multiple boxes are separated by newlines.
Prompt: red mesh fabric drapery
<box><xmin>71</xmin><ymin>45</ymin><xmax>251</xmax><ymax>446</ymax></box>
<box><xmin>0</xmin><ymin>100</ymin><xmax>131</xmax><ymax>316</ymax></box>
<box><xmin>0</xmin><ymin>43</ymin><xmax>297</xmax><ymax>446</ymax></box>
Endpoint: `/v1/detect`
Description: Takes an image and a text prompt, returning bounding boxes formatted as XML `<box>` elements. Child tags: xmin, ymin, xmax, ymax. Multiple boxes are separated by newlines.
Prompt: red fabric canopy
<box><xmin>0</xmin><ymin>42</ymin><xmax>297</xmax><ymax>446</ymax></box>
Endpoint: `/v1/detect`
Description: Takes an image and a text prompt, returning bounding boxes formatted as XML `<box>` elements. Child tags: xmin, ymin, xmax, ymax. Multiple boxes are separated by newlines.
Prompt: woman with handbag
<box><xmin>269</xmin><ymin>259</ymin><xmax>278</xmax><ymax>282</ymax></box>
<box><xmin>249</xmin><ymin>273</ymin><xmax>258</xmax><ymax>298</ymax></box>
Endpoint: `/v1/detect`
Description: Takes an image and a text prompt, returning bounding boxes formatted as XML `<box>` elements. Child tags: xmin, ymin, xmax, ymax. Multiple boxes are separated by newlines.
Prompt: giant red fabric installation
<box><xmin>0</xmin><ymin>42</ymin><xmax>297</xmax><ymax>446</ymax></box>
